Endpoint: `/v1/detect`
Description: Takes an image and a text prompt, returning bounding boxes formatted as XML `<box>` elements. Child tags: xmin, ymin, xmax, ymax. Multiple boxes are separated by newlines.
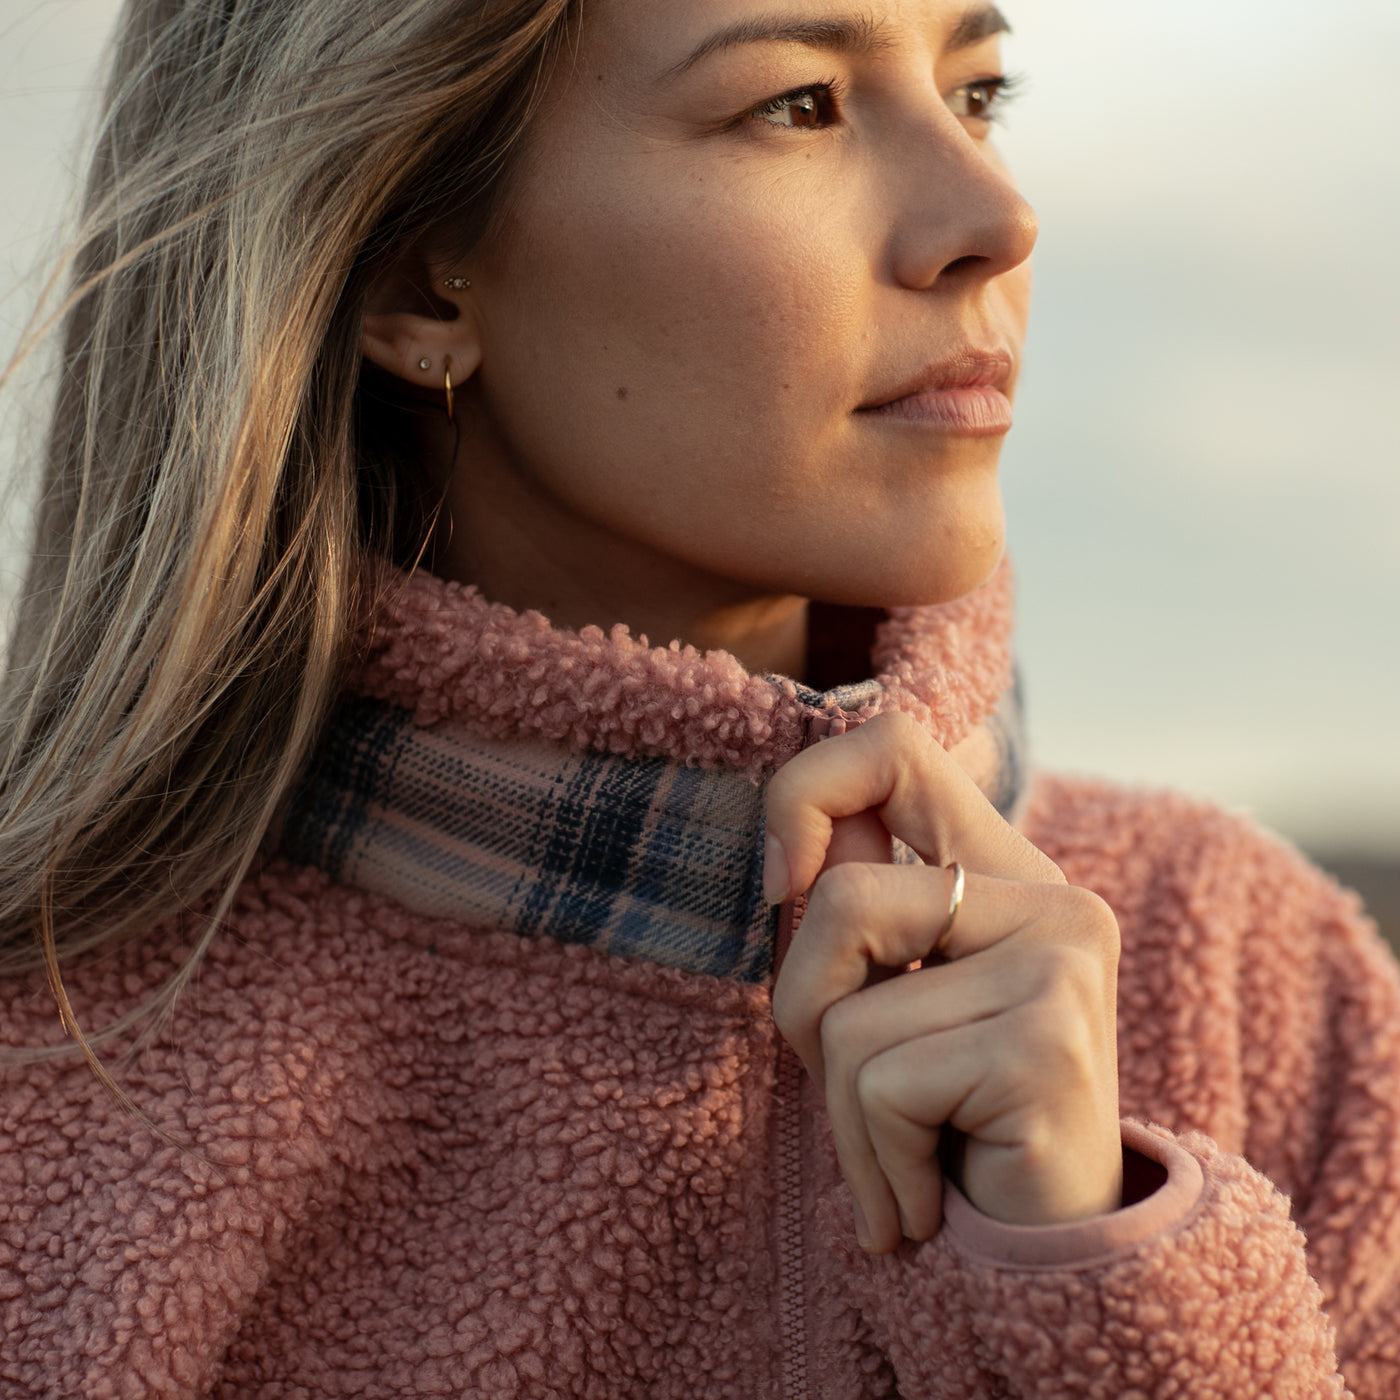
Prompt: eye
<box><xmin>948</xmin><ymin>74</ymin><xmax>1022</xmax><ymax>124</ymax></box>
<box><xmin>751</xmin><ymin>82</ymin><xmax>839</xmax><ymax>130</ymax></box>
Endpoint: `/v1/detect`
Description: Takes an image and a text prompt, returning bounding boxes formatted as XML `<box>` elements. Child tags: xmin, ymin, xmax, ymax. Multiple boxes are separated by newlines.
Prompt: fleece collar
<box><xmin>277</xmin><ymin>563</ymin><xmax>1024</xmax><ymax>982</ymax></box>
<box><xmin>353</xmin><ymin>558</ymin><xmax>1017</xmax><ymax>772</ymax></box>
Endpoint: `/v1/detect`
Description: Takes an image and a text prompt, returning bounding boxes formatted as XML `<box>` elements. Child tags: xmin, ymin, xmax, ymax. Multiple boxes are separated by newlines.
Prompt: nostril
<box><xmin>942</xmin><ymin>254</ymin><xmax>990</xmax><ymax>277</ymax></box>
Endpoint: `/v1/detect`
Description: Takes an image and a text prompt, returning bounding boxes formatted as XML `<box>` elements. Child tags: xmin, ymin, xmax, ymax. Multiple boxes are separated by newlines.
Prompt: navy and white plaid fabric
<box><xmin>278</xmin><ymin>683</ymin><xmax>1026</xmax><ymax>984</ymax></box>
<box><xmin>279</xmin><ymin>697</ymin><xmax>781</xmax><ymax>980</ymax></box>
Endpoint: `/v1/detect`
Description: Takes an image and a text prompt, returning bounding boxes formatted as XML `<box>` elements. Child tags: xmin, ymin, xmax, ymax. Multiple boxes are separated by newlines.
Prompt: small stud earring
<box><xmin>443</xmin><ymin>277</ymin><xmax>471</xmax><ymax>289</ymax></box>
<box><xmin>418</xmin><ymin>357</ymin><xmax>431</xmax><ymax>371</ymax></box>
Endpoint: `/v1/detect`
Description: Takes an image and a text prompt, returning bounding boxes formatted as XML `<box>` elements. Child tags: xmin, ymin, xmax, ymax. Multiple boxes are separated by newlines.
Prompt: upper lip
<box><xmin>859</xmin><ymin>347</ymin><xmax>1015</xmax><ymax>410</ymax></box>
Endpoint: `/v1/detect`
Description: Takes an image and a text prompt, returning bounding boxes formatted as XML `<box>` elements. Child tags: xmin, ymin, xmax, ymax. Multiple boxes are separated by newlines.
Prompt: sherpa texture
<box><xmin>356</xmin><ymin>558</ymin><xmax>1016</xmax><ymax>775</ymax></box>
<box><xmin>3</xmin><ymin>566</ymin><xmax>1400</xmax><ymax>1398</ymax></box>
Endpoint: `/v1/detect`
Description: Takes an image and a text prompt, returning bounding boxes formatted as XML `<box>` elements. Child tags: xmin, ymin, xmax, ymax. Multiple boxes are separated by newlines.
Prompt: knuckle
<box><xmin>869</xmin><ymin>709</ymin><xmax>920</xmax><ymax>744</ymax></box>
<box><xmin>763</xmin><ymin>759</ymin><xmax>804</xmax><ymax>816</ymax></box>
<box><xmin>1011</xmin><ymin>1109</ymin><xmax>1060</xmax><ymax>1173</ymax></box>
<box><xmin>1027</xmin><ymin>943</ymin><xmax>1112</xmax><ymax>1019</ymax></box>
<box><xmin>807</xmin><ymin>861</ymin><xmax>882</xmax><ymax>927</ymax></box>
<box><xmin>1015</xmin><ymin>948</ymin><xmax>1061</xmax><ymax>1006</ymax></box>
<box><xmin>770</xmin><ymin>980</ymin><xmax>800</xmax><ymax>1041</ymax></box>
<box><xmin>1019</xmin><ymin>997</ymin><xmax>1096</xmax><ymax>1077</ymax></box>
<box><xmin>1032</xmin><ymin>958</ymin><xmax>1115</xmax><ymax>1057</ymax></box>
<box><xmin>1055</xmin><ymin>886</ymin><xmax>1122</xmax><ymax>960</ymax></box>
<box><xmin>854</xmin><ymin>1052</ymin><xmax>901</xmax><ymax>1119</ymax></box>
<box><xmin>1016</xmin><ymin>995</ymin><xmax>1064</xmax><ymax>1051</ymax></box>
<box><xmin>818</xmin><ymin>992</ymin><xmax>865</xmax><ymax>1061</ymax></box>
<box><xmin>861</xmin><ymin>710</ymin><xmax>933</xmax><ymax>769</ymax></box>
<box><xmin>1022</xmin><ymin>940</ymin><xmax>1088</xmax><ymax>994</ymax></box>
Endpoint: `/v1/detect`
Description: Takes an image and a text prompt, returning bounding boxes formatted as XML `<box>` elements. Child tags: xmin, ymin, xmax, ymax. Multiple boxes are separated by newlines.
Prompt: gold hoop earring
<box><xmin>443</xmin><ymin>355</ymin><xmax>455</xmax><ymax>424</ymax></box>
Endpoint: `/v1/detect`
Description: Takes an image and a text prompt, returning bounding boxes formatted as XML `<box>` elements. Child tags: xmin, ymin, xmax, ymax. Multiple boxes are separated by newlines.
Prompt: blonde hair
<box><xmin>0</xmin><ymin>0</ymin><xmax>574</xmax><ymax>1088</ymax></box>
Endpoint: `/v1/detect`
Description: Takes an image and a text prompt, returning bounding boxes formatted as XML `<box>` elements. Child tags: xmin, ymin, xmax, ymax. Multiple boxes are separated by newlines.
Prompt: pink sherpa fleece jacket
<box><xmin>3</xmin><ymin>562</ymin><xmax>1400</xmax><ymax>1399</ymax></box>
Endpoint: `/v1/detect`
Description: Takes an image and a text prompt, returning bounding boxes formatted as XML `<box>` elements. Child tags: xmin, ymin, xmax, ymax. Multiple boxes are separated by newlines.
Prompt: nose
<box><xmin>886</xmin><ymin>117</ymin><xmax>1038</xmax><ymax>291</ymax></box>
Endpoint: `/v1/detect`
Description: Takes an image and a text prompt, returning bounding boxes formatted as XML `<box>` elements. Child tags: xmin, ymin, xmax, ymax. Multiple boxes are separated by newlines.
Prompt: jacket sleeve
<box><xmin>821</xmin><ymin>781</ymin><xmax>1400</xmax><ymax>1399</ymax></box>
<box><xmin>1231</xmin><ymin>818</ymin><xmax>1400</xmax><ymax>1395</ymax></box>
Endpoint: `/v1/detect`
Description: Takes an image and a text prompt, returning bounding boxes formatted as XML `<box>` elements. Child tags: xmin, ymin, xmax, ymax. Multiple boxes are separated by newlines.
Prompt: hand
<box><xmin>765</xmin><ymin>711</ymin><xmax>1122</xmax><ymax>1253</ymax></box>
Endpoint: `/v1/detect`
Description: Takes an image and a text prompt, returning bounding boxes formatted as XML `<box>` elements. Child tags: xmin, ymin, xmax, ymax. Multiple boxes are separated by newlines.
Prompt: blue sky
<box><xmin>2</xmin><ymin>0</ymin><xmax>1397</xmax><ymax>854</ymax></box>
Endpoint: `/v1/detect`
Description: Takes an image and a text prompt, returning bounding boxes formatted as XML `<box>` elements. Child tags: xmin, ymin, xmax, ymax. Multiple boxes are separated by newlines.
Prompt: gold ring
<box><xmin>935</xmin><ymin>860</ymin><xmax>965</xmax><ymax>950</ymax></box>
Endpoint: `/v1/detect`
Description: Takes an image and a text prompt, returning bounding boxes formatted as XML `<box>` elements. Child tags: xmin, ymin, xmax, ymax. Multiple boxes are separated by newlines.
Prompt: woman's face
<box><xmin>428</xmin><ymin>0</ymin><xmax>1035</xmax><ymax>615</ymax></box>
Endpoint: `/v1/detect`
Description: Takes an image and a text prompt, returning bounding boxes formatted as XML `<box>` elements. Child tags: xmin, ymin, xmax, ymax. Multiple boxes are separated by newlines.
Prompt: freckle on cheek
<box><xmin>616</xmin><ymin>386</ymin><xmax>629</xmax><ymax>401</ymax></box>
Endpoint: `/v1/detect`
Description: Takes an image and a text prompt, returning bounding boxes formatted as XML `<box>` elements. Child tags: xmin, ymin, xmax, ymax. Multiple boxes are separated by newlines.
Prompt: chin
<box><xmin>819</xmin><ymin>500</ymin><xmax>1007</xmax><ymax>609</ymax></box>
<box><xmin>888</xmin><ymin>547</ymin><xmax>1005</xmax><ymax>608</ymax></box>
<box><xmin>800</xmin><ymin>533</ymin><xmax>1006</xmax><ymax>611</ymax></box>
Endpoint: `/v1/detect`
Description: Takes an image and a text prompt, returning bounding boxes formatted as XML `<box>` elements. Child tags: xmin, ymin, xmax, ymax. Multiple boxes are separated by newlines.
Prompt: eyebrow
<box><xmin>947</xmin><ymin>4</ymin><xmax>1012</xmax><ymax>51</ymax></box>
<box><xmin>660</xmin><ymin>4</ymin><xmax>1011</xmax><ymax>81</ymax></box>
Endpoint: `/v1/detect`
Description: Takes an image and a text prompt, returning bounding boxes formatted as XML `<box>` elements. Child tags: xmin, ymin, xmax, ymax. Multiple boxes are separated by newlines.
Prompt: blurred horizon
<box><xmin>996</xmin><ymin>0</ymin><xmax>1399</xmax><ymax>857</ymax></box>
<box><xmin>1</xmin><ymin>0</ymin><xmax>1397</xmax><ymax>861</ymax></box>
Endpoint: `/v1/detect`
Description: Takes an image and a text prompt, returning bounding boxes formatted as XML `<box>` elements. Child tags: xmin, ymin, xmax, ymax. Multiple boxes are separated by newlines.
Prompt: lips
<box><xmin>858</xmin><ymin>347</ymin><xmax>1015</xmax><ymax>410</ymax></box>
<box><xmin>855</xmin><ymin>347</ymin><xmax>1016</xmax><ymax>436</ymax></box>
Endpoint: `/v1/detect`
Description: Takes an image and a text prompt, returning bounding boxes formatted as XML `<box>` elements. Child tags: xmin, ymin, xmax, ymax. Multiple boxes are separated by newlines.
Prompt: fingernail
<box><xmin>763</xmin><ymin>834</ymin><xmax>790</xmax><ymax>905</ymax></box>
<box><xmin>852</xmin><ymin>1197</ymin><xmax>873</xmax><ymax>1251</ymax></box>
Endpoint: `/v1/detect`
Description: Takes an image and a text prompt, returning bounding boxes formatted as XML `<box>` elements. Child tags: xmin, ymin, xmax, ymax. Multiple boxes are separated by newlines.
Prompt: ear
<box><xmin>361</xmin><ymin>249</ymin><xmax>483</xmax><ymax>389</ymax></box>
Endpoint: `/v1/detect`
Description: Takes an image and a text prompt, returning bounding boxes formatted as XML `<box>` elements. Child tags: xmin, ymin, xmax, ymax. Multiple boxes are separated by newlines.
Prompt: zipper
<box><xmin>772</xmin><ymin>704</ymin><xmax>867</xmax><ymax>1400</ymax></box>
<box><xmin>774</xmin><ymin>899</ymin><xmax>810</xmax><ymax>1400</ymax></box>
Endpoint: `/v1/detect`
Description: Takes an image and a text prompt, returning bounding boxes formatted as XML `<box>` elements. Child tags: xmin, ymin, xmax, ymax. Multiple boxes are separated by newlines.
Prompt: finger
<box><xmin>764</xmin><ymin>711</ymin><xmax>1063</xmax><ymax>901</ymax></box>
<box><xmin>815</xmin><ymin>918</ymin><xmax>1114</xmax><ymax>1185</ymax></box>
<box><xmin>773</xmin><ymin>865</ymin><xmax>1078</xmax><ymax>1075</ymax></box>
<box><xmin>857</xmin><ymin>1025</ymin><xmax>993</xmax><ymax>1242</ymax></box>
<box><xmin>825</xmin><ymin>1008</ymin><xmax>1010</xmax><ymax>1251</ymax></box>
<box><xmin>818</xmin><ymin>962</ymin><xmax>1023</xmax><ymax>1251</ymax></box>
<box><xmin>816</xmin><ymin>944</ymin><xmax>1042</xmax><ymax>1249</ymax></box>
<box><xmin>824</xmin><ymin>809</ymin><xmax>894</xmax><ymax>868</ymax></box>
<box><xmin>814</xmin><ymin>987</ymin><xmax>927</xmax><ymax>1253</ymax></box>
<box><xmin>821</xmin><ymin>811</ymin><xmax>909</xmax><ymax>989</ymax></box>
<box><xmin>866</xmin><ymin>1012</ymin><xmax>1123</xmax><ymax>1227</ymax></box>
<box><xmin>829</xmin><ymin>977</ymin><xmax>1121</xmax><ymax>1246</ymax></box>
<box><xmin>826</xmin><ymin>1091</ymin><xmax>911</xmax><ymax>1255</ymax></box>
<box><xmin>829</xmin><ymin>1077</ymin><xmax>941</xmax><ymax>1256</ymax></box>
<box><xmin>763</xmin><ymin>807</ymin><xmax>891</xmax><ymax>907</ymax></box>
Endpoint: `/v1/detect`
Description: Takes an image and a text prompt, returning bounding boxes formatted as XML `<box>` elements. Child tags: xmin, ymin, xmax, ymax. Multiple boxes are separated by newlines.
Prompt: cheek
<box><xmin>479</xmin><ymin>158</ymin><xmax>859</xmax><ymax>492</ymax></box>
<box><xmin>466</xmin><ymin>134</ymin><xmax>1014</xmax><ymax>606</ymax></box>
<box><xmin>1002</xmin><ymin>262</ymin><xmax>1033</xmax><ymax>346</ymax></box>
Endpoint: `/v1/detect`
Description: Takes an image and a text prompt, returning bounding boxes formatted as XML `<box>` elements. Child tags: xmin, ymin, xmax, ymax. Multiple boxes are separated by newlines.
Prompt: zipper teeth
<box><xmin>774</xmin><ymin>706</ymin><xmax>864</xmax><ymax>1400</ymax></box>
<box><xmin>776</xmin><ymin>1039</ymin><xmax>810</xmax><ymax>1400</ymax></box>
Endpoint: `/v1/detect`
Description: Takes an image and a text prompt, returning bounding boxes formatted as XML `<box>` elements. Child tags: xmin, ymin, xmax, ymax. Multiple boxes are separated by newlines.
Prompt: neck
<box><xmin>429</xmin><ymin>429</ymin><xmax>812</xmax><ymax>679</ymax></box>
<box><xmin>684</xmin><ymin>594</ymin><xmax>808</xmax><ymax>679</ymax></box>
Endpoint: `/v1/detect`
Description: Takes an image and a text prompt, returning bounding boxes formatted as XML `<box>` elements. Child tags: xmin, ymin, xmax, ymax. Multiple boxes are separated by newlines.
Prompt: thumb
<box><xmin>765</xmin><ymin>712</ymin><xmax>1064</xmax><ymax>900</ymax></box>
<box><xmin>763</xmin><ymin>783</ymin><xmax>893</xmax><ymax>906</ymax></box>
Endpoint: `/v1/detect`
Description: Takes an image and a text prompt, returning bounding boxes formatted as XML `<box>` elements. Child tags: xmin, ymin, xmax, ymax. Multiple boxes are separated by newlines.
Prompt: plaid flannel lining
<box><xmin>279</xmin><ymin>697</ymin><xmax>780</xmax><ymax>981</ymax></box>
<box><xmin>278</xmin><ymin>681</ymin><xmax>1026</xmax><ymax>983</ymax></box>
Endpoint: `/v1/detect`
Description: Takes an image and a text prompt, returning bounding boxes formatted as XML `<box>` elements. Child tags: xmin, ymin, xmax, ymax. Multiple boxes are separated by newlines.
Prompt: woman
<box><xmin>1</xmin><ymin>0</ymin><xmax>1397</xmax><ymax>1393</ymax></box>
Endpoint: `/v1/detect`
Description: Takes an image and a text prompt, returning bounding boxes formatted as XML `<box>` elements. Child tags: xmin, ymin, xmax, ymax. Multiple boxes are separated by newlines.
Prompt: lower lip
<box><xmin>858</xmin><ymin>386</ymin><xmax>1013</xmax><ymax>436</ymax></box>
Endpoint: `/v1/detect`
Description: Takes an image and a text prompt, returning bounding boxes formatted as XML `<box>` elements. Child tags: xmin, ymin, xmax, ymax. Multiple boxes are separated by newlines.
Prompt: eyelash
<box><xmin>749</xmin><ymin>78</ymin><xmax>845</xmax><ymax>130</ymax></box>
<box><xmin>748</xmin><ymin>72</ymin><xmax>1025</xmax><ymax>131</ymax></box>
<box><xmin>953</xmin><ymin>72</ymin><xmax>1024</xmax><ymax>123</ymax></box>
